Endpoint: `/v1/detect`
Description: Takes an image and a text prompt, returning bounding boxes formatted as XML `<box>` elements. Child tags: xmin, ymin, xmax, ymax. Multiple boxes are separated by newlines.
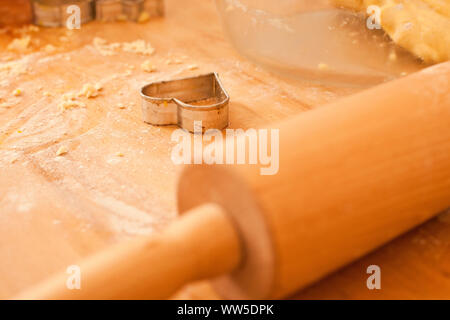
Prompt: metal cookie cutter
<box><xmin>141</xmin><ymin>73</ymin><xmax>230</xmax><ymax>133</ymax></box>
<box><xmin>121</xmin><ymin>0</ymin><xmax>144</xmax><ymax>21</ymax></box>
<box><xmin>95</xmin><ymin>0</ymin><xmax>123</xmax><ymax>22</ymax></box>
<box><xmin>142</xmin><ymin>0</ymin><xmax>165</xmax><ymax>18</ymax></box>
<box><xmin>31</xmin><ymin>0</ymin><xmax>95</xmax><ymax>27</ymax></box>
<box><xmin>122</xmin><ymin>0</ymin><xmax>164</xmax><ymax>22</ymax></box>
<box><xmin>96</xmin><ymin>0</ymin><xmax>164</xmax><ymax>22</ymax></box>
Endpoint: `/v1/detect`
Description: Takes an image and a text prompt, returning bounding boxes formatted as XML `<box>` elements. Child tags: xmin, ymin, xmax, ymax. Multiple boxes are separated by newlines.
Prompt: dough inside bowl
<box><xmin>333</xmin><ymin>0</ymin><xmax>450</xmax><ymax>63</ymax></box>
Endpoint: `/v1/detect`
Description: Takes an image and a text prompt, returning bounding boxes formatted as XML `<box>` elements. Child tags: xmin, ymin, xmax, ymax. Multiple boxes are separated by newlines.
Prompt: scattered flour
<box><xmin>92</xmin><ymin>195</ymin><xmax>155</xmax><ymax>235</ymax></box>
<box><xmin>93</xmin><ymin>37</ymin><xmax>155</xmax><ymax>56</ymax></box>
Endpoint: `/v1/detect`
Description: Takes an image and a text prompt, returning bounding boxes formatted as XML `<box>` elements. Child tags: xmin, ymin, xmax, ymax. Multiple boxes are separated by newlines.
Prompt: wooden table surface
<box><xmin>0</xmin><ymin>0</ymin><xmax>449</xmax><ymax>299</ymax></box>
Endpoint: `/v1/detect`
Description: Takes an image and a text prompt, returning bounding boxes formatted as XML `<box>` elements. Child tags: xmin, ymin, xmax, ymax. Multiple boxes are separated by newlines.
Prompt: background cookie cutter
<box><xmin>140</xmin><ymin>73</ymin><xmax>230</xmax><ymax>133</ymax></box>
<box><xmin>31</xmin><ymin>0</ymin><xmax>95</xmax><ymax>27</ymax></box>
<box><xmin>121</xmin><ymin>0</ymin><xmax>144</xmax><ymax>21</ymax></box>
<box><xmin>95</xmin><ymin>0</ymin><xmax>122</xmax><ymax>22</ymax></box>
<box><xmin>142</xmin><ymin>0</ymin><xmax>165</xmax><ymax>18</ymax></box>
<box><xmin>96</xmin><ymin>0</ymin><xmax>164</xmax><ymax>22</ymax></box>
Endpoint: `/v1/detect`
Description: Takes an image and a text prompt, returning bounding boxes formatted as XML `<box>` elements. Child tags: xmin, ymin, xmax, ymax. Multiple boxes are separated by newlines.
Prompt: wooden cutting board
<box><xmin>0</xmin><ymin>0</ymin><xmax>449</xmax><ymax>299</ymax></box>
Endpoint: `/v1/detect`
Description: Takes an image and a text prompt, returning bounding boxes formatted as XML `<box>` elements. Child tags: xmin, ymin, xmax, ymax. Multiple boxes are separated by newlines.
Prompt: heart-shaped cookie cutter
<box><xmin>140</xmin><ymin>73</ymin><xmax>230</xmax><ymax>133</ymax></box>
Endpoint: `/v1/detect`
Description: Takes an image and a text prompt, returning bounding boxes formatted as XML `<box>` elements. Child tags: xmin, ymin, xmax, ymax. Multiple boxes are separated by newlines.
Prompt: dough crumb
<box><xmin>7</xmin><ymin>36</ymin><xmax>31</xmax><ymax>52</ymax></box>
<box><xmin>318</xmin><ymin>63</ymin><xmax>329</xmax><ymax>71</ymax></box>
<box><xmin>28</xmin><ymin>25</ymin><xmax>40</xmax><ymax>32</ymax></box>
<box><xmin>93</xmin><ymin>37</ymin><xmax>118</xmax><ymax>56</ymax></box>
<box><xmin>388</xmin><ymin>51</ymin><xmax>397</xmax><ymax>61</ymax></box>
<box><xmin>58</xmin><ymin>91</ymin><xmax>86</xmax><ymax>111</ymax></box>
<box><xmin>122</xmin><ymin>39</ymin><xmax>155</xmax><ymax>55</ymax></box>
<box><xmin>62</xmin><ymin>92</ymin><xmax>77</xmax><ymax>101</ymax></box>
<box><xmin>166</xmin><ymin>59</ymin><xmax>183</xmax><ymax>65</ymax></box>
<box><xmin>138</xmin><ymin>11</ymin><xmax>150</xmax><ymax>23</ymax></box>
<box><xmin>115</xmin><ymin>152</ymin><xmax>124</xmax><ymax>157</ymax></box>
<box><xmin>44</xmin><ymin>44</ymin><xmax>56</xmax><ymax>53</ymax></box>
<box><xmin>79</xmin><ymin>83</ymin><xmax>101</xmax><ymax>98</ymax></box>
<box><xmin>56</xmin><ymin>146</ymin><xmax>69</xmax><ymax>156</ymax></box>
<box><xmin>141</xmin><ymin>60</ymin><xmax>157</xmax><ymax>72</ymax></box>
<box><xmin>58</xmin><ymin>100</ymin><xmax>86</xmax><ymax>112</ymax></box>
<box><xmin>186</xmin><ymin>64</ymin><xmax>199</xmax><ymax>70</ymax></box>
<box><xmin>93</xmin><ymin>37</ymin><xmax>107</xmax><ymax>46</ymax></box>
<box><xmin>93</xmin><ymin>38</ymin><xmax>155</xmax><ymax>56</ymax></box>
<box><xmin>117</xmin><ymin>103</ymin><xmax>126</xmax><ymax>109</ymax></box>
<box><xmin>13</xmin><ymin>88</ymin><xmax>22</xmax><ymax>96</ymax></box>
<box><xmin>94</xmin><ymin>83</ymin><xmax>103</xmax><ymax>91</ymax></box>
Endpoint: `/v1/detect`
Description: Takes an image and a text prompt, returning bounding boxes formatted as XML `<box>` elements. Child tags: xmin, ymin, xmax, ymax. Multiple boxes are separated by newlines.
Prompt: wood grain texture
<box><xmin>0</xmin><ymin>0</ymin><xmax>449</xmax><ymax>299</ymax></box>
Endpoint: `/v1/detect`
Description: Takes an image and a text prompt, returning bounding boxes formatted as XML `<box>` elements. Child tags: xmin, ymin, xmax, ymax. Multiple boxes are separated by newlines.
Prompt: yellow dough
<box><xmin>333</xmin><ymin>0</ymin><xmax>450</xmax><ymax>63</ymax></box>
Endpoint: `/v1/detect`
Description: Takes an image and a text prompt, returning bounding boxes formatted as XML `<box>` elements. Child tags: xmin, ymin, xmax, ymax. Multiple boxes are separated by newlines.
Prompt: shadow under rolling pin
<box><xmin>16</xmin><ymin>61</ymin><xmax>450</xmax><ymax>300</ymax></box>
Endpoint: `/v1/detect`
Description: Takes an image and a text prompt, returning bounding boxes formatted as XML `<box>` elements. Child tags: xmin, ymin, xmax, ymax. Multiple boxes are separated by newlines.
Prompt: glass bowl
<box><xmin>216</xmin><ymin>0</ymin><xmax>427</xmax><ymax>86</ymax></box>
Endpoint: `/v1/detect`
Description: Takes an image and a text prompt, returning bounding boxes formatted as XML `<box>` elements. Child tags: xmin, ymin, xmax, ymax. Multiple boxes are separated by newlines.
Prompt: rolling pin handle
<box><xmin>15</xmin><ymin>203</ymin><xmax>242</xmax><ymax>300</ymax></box>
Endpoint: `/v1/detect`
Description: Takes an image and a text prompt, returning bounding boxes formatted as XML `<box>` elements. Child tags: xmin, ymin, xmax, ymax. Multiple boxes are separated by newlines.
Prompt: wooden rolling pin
<box><xmin>17</xmin><ymin>61</ymin><xmax>450</xmax><ymax>299</ymax></box>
